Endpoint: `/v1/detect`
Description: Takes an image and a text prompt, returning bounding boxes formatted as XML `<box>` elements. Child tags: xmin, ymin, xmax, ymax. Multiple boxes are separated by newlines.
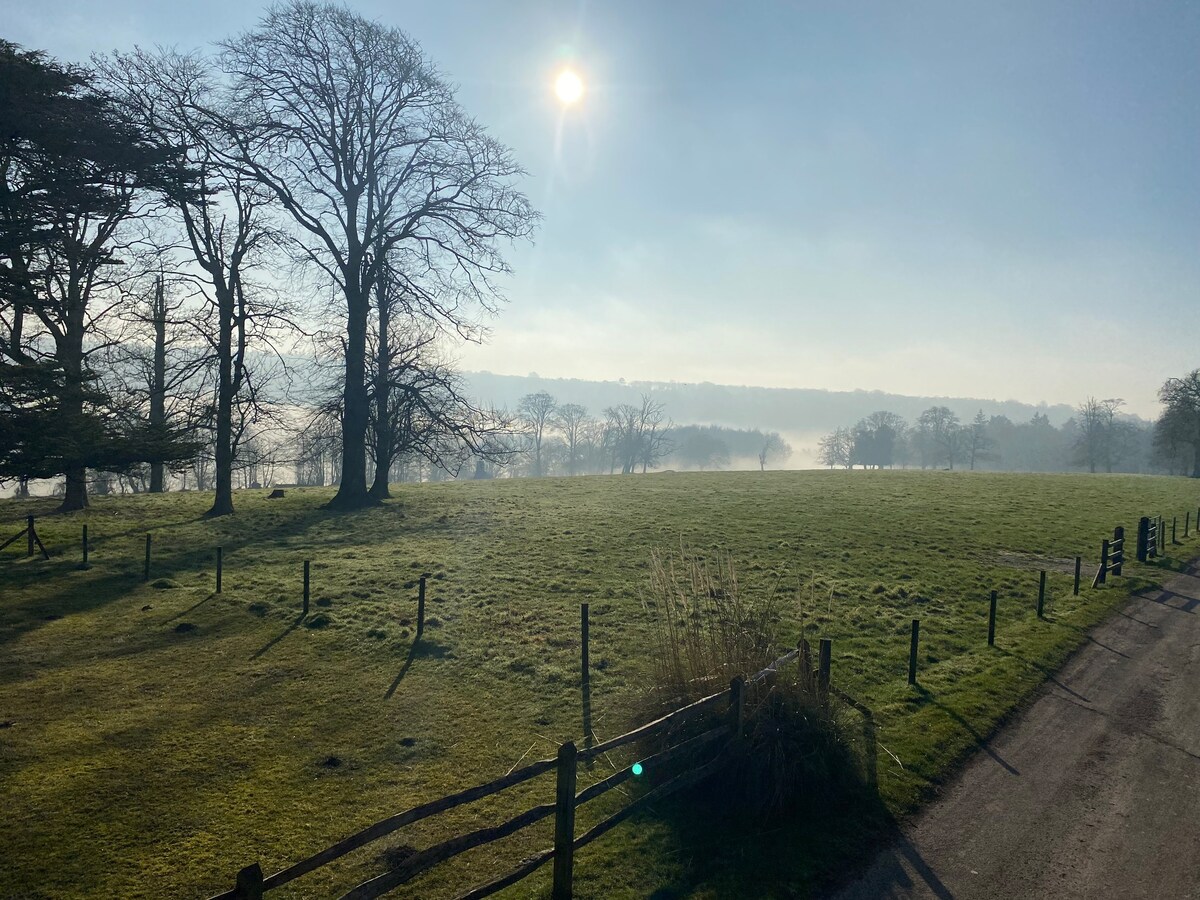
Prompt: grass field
<box><xmin>1</xmin><ymin>471</ymin><xmax>1197</xmax><ymax>899</ymax></box>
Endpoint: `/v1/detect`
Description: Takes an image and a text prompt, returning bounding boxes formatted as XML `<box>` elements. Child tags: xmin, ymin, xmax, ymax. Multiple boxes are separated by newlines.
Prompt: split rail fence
<box><xmin>209</xmin><ymin>647</ymin><xmax>817</xmax><ymax>900</ymax></box>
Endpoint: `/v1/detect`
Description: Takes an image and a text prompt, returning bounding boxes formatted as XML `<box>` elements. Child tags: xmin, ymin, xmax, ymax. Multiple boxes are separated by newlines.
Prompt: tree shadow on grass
<box><xmin>0</xmin><ymin>499</ymin><xmax>427</xmax><ymax>649</ymax></box>
<box><xmin>250</xmin><ymin>612</ymin><xmax>306</xmax><ymax>660</ymax></box>
<box><xmin>913</xmin><ymin>685</ymin><xmax>1019</xmax><ymax>776</ymax></box>
<box><xmin>384</xmin><ymin>639</ymin><xmax>452</xmax><ymax>699</ymax></box>
<box><xmin>993</xmin><ymin>646</ymin><xmax>1089</xmax><ymax>704</ymax></box>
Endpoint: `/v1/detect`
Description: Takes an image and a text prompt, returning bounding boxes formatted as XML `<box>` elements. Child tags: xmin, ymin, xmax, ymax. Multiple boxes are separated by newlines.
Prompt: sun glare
<box><xmin>555</xmin><ymin>69</ymin><xmax>584</xmax><ymax>105</ymax></box>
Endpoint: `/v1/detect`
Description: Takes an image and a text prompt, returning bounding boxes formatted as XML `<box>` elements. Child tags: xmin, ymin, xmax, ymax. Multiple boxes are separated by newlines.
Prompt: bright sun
<box><xmin>555</xmin><ymin>69</ymin><xmax>584</xmax><ymax>105</ymax></box>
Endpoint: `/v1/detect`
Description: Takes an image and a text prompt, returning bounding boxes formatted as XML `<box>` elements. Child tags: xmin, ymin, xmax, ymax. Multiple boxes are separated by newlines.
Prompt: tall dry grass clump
<box><xmin>640</xmin><ymin>545</ymin><xmax>861</xmax><ymax>818</ymax></box>
<box><xmin>644</xmin><ymin>546</ymin><xmax>782</xmax><ymax>704</ymax></box>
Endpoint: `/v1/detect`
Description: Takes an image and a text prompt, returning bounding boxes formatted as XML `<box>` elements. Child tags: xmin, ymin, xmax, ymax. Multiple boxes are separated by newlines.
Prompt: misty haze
<box><xmin>2</xmin><ymin>3</ymin><xmax>1199</xmax><ymax>900</ymax></box>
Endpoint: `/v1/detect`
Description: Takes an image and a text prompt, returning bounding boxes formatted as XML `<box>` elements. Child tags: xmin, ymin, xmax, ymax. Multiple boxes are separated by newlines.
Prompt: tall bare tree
<box><xmin>1073</xmin><ymin>397</ymin><xmax>1126</xmax><ymax>474</ymax></box>
<box><xmin>100</xmin><ymin>48</ymin><xmax>289</xmax><ymax>516</ymax></box>
<box><xmin>518</xmin><ymin>391</ymin><xmax>557</xmax><ymax>477</ymax></box>
<box><xmin>554</xmin><ymin>403</ymin><xmax>590</xmax><ymax>476</ymax></box>
<box><xmin>218</xmin><ymin>2</ymin><xmax>537</xmax><ymax>508</ymax></box>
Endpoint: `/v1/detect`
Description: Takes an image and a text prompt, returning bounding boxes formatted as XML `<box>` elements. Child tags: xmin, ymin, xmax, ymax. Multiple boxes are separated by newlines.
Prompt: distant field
<box><xmin>0</xmin><ymin>472</ymin><xmax>1196</xmax><ymax>899</ymax></box>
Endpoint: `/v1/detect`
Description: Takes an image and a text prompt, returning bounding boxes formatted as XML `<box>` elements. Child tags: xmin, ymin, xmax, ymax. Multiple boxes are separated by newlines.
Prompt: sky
<box><xmin>5</xmin><ymin>0</ymin><xmax>1198</xmax><ymax>417</ymax></box>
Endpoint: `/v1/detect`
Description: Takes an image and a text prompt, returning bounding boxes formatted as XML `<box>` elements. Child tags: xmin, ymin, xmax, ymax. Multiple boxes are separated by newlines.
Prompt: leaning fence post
<box><xmin>232</xmin><ymin>862</ymin><xmax>264</xmax><ymax>900</ymax></box>
<box><xmin>1073</xmin><ymin>556</ymin><xmax>1081</xmax><ymax>595</ymax></box>
<box><xmin>551</xmin><ymin>741</ymin><xmax>578</xmax><ymax>900</ymax></box>
<box><xmin>216</xmin><ymin>547</ymin><xmax>223</xmax><ymax>594</ymax></box>
<box><xmin>143</xmin><ymin>533</ymin><xmax>152</xmax><ymax>581</ymax></box>
<box><xmin>908</xmin><ymin>619</ymin><xmax>920</xmax><ymax>685</ymax></box>
<box><xmin>1037</xmin><ymin>570</ymin><xmax>1046</xmax><ymax>618</ymax></box>
<box><xmin>987</xmin><ymin>590</ymin><xmax>997</xmax><ymax>646</ymax></box>
<box><xmin>27</xmin><ymin>515</ymin><xmax>35</xmax><ymax>557</ymax></box>
<box><xmin>416</xmin><ymin>573</ymin><xmax>429</xmax><ymax>639</ymax></box>
<box><xmin>302</xmin><ymin>560</ymin><xmax>310</xmax><ymax>616</ymax></box>
<box><xmin>1094</xmin><ymin>538</ymin><xmax>1109</xmax><ymax>587</ymax></box>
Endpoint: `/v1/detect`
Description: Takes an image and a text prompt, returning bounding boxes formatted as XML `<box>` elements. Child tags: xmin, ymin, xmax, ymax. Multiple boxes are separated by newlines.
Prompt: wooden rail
<box><xmin>209</xmin><ymin>650</ymin><xmax>799</xmax><ymax>900</ymax></box>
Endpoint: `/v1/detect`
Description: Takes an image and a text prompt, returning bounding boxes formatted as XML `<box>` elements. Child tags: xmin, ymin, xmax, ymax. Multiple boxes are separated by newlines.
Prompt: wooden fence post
<box><xmin>580</xmin><ymin>603</ymin><xmax>589</xmax><ymax>682</ymax></box>
<box><xmin>81</xmin><ymin>525</ymin><xmax>89</xmax><ymax>569</ymax></box>
<box><xmin>27</xmin><ymin>515</ymin><xmax>35</xmax><ymax>557</ymax></box>
<box><xmin>1137</xmin><ymin>517</ymin><xmax>1150</xmax><ymax>562</ymax></box>
<box><xmin>1159</xmin><ymin>516</ymin><xmax>1165</xmax><ymax>554</ymax></box>
<box><xmin>232</xmin><ymin>862</ymin><xmax>264</xmax><ymax>900</ymax></box>
<box><xmin>1187</xmin><ymin>511</ymin><xmax>1191</xmax><ymax>538</ymax></box>
<box><xmin>987</xmin><ymin>590</ymin><xmax>997</xmax><ymax>646</ymax></box>
<box><xmin>216</xmin><ymin>547</ymin><xmax>223</xmax><ymax>594</ymax></box>
<box><xmin>143</xmin><ymin>533</ymin><xmax>152</xmax><ymax>581</ymax></box>
<box><xmin>730</xmin><ymin>676</ymin><xmax>745</xmax><ymax>739</ymax></box>
<box><xmin>1112</xmin><ymin>526</ymin><xmax>1124</xmax><ymax>576</ymax></box>
<box><xmin>1073</xmin><ymin>556</ymin><xmax>1081</xmax><ymax>595</ymax></box>
<box><xmin>302</xmin><ymin>560</ymin><xmax>310</xmax><ymax>616</ymax></box>
<box><xmin>416</xmin><ymin>574</ymin><xmax>428</xmax><ymax>639</ymax></box>
<box><xmin>1037</xmin><ymin>570</ymin><xmax>1046</xmax><ymax>618</ymax></box>
<box><xmin>581</xmin><ymin>603</ymin><xmax>592</xmax><ymax>752</ymax></box>
<box><xmin>908</xmin><ymin>619</ymin><xmax>919</xmax><ymax>685</ymax></box>
<box><xmin>818</xmin><ymin>639</ymin><xmax>832</xmax><ymax>700</ymax></box>
<box><xmin>1093</xmin><ymin>538</ymin><xmax>1109</xmax><ymax>587</ymax></box>
<box><xmin>1172</xmin><ymin>517</ymin><xmax>1178</xmax><ymax>545</ymax></box>
<box><xmin>551</xmin><ymin>741</ymin><xmax>578</xmax><ymax>900</ymax></box>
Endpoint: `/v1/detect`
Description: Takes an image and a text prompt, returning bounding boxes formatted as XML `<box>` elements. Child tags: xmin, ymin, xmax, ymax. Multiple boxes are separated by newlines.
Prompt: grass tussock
<box><xmin>642</xmin><ymin>545</ymin><xmax>860</xmax><ymax>820</ymax></box>
<box><xmin>644</xmin><ymin>545</ymin><xmax>783</xmax><ymax>703</ymax></box>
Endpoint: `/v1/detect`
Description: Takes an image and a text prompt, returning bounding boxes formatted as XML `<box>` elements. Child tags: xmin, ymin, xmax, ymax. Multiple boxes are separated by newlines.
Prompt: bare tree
<box><xmin>817</xmin><ymin>427</ymin><xmax>853</xmax><ymax>468</ymax></box>
<box><xmin>217</xmin><ymin>2</ymin><xmax>537</xmax><ymax>508</ymax></box>
<box><xmin>100</xmin><ymin>48</ymin><xmax>290</xmax><ymax>516</ymax></box>
<box><xmin>554</xmin><ymin>403</ymin><xmax>589</xmax><ymax>476</ymax></box>
<box><xmin>1073</xmin><ymin>397</ymin><xmax>1126</xmax><ymax>473</ymax></box>
<box><xmin>114</xmin><ymin>273</ymin><xmax>210</xmax><ymax>492</ymax></box>
<box><xmin>518</xmin><ymin>391</ymin><xmax>557</xmax><ymax>477</ymax></box>
<box><xmin>756</xmin><ymin>431</ymin><xmax>792</xmax><ymax>471</ymax></box>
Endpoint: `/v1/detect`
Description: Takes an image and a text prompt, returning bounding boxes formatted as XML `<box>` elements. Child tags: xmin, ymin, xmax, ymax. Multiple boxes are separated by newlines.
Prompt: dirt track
<box><xmin>832</xmin><ymin>562</ymin><xmax>1200</xmax><ymax>900</ymax></box>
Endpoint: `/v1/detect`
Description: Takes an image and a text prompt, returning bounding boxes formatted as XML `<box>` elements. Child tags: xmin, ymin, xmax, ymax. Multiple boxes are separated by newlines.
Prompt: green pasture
<box><xmin>0</xmin><ymin>471</ymin><xmax>1196</xmax><ymax>898</ymax></box>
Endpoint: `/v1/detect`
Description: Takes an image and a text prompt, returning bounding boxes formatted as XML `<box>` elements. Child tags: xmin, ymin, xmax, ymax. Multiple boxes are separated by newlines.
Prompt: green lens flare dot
<box><xmin>631</xmin><ymin>762</ymin><xmax>643</xmax><ymax>776</ymax></box>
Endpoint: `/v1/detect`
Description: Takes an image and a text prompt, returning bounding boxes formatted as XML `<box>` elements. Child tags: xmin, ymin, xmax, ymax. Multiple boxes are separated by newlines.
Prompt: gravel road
<box><xmin>832</xmin><ymin>562</ymin><xmax>1200</xmax><ymax>900</ymax></box>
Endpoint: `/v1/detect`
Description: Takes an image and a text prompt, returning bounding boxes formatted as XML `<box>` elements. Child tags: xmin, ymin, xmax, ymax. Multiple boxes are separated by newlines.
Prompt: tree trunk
<box><xmin>207</xmin><ymin>285</ymin><xmax>236</xmax><ymax>517</ymax></box>
<box><xmin>149</xmin><ymin>277</ymin><xmax>167</xmax><ymax>493</ymax></box>
<box><xmin>369</xmin><ymin>272</ymin><xmax>392</xmax><ymax>500</ymax></box>
<box><xmin>57</xmin><ymin>298</ymin><xmax>88</xmax><ymax>513</ymax></box>
<box><xmin>332</xmin><ymin>282</ymin><xmax>373</xmax><ymax>508</ymax></box>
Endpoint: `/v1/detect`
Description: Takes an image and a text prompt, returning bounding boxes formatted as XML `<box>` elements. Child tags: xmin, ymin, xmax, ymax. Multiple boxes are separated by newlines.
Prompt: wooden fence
<box><xmin>208</xmin><ymin>652</ymin><xmax>804</xmax><ymax>900</ymax></box>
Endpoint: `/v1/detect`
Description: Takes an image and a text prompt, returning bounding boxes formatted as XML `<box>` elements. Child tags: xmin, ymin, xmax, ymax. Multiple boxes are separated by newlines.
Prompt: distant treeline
<box><xmin>818</xmin><ymin>384</ymin><xmax>1200</xmax><ymax>477</ymax></box>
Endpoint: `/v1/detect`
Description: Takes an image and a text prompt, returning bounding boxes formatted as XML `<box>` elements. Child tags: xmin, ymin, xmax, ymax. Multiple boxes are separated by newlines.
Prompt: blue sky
<box><xmin>5</xmin><ymin>1</ymin><xmax>1197</xmax><ymax>416</ymax></box>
